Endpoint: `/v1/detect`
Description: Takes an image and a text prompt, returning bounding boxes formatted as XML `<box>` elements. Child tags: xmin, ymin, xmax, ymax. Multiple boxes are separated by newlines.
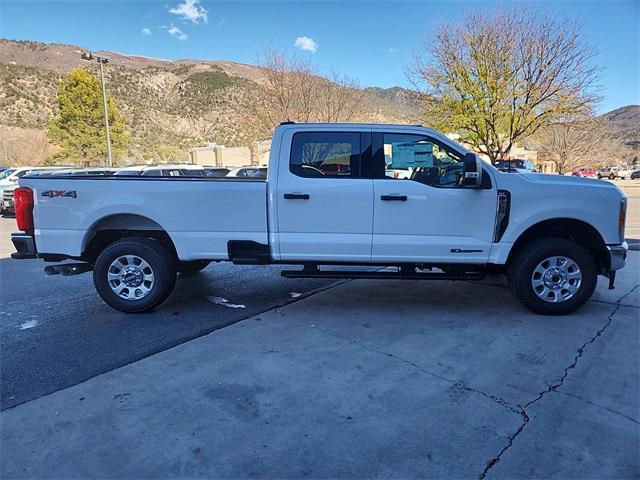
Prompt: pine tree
<box><xmin>48</xmin><ymin>69</ymin><xmax>131</xmax><ymax>165</ymax></box>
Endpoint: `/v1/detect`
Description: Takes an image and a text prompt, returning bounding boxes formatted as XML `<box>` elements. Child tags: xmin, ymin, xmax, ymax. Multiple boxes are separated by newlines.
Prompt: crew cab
<box><xmin>11</xmin><ymin>123</ymin><xmax>628</xmax><ymax>315</ymax></box>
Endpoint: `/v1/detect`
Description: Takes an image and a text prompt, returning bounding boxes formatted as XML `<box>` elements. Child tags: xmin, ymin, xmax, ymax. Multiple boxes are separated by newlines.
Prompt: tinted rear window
<box><xmin>290</xmin><ymin>132</ymin><xmax>361</xmax><ymax>178</ymax></box>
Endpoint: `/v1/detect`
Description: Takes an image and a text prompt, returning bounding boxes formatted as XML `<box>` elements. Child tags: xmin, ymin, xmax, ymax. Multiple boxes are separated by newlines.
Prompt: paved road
<box><xmin>619</xmin><ymin>180</ymin><xmax>640</xmax><ymax>250</ymax></box>
<box><xmin>1</xmin><ymin>179</ymin><xmax>638</xmax><ymax>410</ymax></box>
<box><xmin>0</xmin><ymin>257</ymin><xmax>342</xmax><ymax>409</ymax></box>
<box><xmin>2</xmin><ymin>254</ymin><xmax>638</xmax><ymax>479</ymax></box>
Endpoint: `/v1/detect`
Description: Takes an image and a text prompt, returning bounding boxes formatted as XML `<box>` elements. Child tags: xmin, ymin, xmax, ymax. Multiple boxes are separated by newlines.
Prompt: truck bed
<box><xmin>20</xmin><ymin>175</ymin><xmax>268</xmax><ymax>261</ymax></box>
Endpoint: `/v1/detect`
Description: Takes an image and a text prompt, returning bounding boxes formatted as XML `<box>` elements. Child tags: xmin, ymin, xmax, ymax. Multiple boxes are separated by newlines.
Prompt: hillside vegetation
<box><xmin>0</xmin><ymin>39</ymin><xmax>637</xmax><ymax>167</ymax></box>
<box><xmin>0</xmin><ymin>39</ymin><xmax>422</xmax><ymax>165</ymax></box>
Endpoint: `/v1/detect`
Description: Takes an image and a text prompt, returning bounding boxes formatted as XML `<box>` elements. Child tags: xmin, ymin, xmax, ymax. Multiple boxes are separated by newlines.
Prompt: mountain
<box><xmin>0</xmin><ymin>39</ymin><xmax>423</xmax><ymax>165</ymax></box>
<box><xmin>597</xmin><ymin>105</ymin><xmax>640</xmax><ymax>153</ymax></box>
<box><xmin>2</xmin><ymin>39</ymin><xmax>637</xmax><ymax>167</ymax></box>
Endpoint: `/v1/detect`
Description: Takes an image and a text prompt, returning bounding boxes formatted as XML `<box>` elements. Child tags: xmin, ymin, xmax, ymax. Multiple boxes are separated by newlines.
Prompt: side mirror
<box><xmin>462</xmin><ymin>153</ymin><xmax>483</xmax><ymax>188</ymax></box>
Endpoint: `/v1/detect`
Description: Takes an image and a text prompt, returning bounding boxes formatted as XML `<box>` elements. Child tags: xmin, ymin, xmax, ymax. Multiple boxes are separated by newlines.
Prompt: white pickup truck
<box><xmin>11</xmin><ymin>123</ymin><xmax>628</xmax><ymax>315</ymax></box>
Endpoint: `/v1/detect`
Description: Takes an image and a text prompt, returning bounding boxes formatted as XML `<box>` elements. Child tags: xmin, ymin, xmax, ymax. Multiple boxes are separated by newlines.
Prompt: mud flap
<box><xmin>608</xmin><ymin>270</ymin><xmax>616</xmax><ymax>290</ymax></box>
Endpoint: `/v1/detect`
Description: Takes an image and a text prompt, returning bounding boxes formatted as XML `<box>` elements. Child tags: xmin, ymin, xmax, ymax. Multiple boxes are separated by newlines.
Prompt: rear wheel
<box><xmin>93</xmin><ymin>238</ymin><xmax>177</xmax><ymax>313</ymax></box>
<box><xmin>508</xmin><ymin>238</ymin><xmax>597</xmax><ymax>315</ymax></box>
<box><xmin>609</xmin><ymin>174</ymin><xmax>615</xmax><ymax>180</ymax></box>
<box><xmin>177</xmin><ymin>260</ymin><xmax>210</xmax><ymax>274</ymax></box>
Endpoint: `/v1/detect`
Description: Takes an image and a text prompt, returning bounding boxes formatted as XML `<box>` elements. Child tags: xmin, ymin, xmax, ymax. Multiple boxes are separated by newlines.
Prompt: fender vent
<box><xmin>493</xmin><ymin>190</ymin><xmax>511</xmax><ymax>242</ymax></box>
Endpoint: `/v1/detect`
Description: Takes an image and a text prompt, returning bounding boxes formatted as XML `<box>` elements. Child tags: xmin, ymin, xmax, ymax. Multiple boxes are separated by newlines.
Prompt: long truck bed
<box><xmin>19</xmin><ymin>176</ymin><xmax>268</xmax><ymax>261</ymax></box>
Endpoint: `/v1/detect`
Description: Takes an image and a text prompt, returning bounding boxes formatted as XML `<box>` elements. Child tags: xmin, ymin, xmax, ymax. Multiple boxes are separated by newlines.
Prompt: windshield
<box><xmin>493</xmin><ymin>160</ymin><xmax>534</xmax><ymax>171</ymax></box>
<box><xmin>0</xmin><ymin>168</ymin><xmax>16</xmax><ymax>180</ymax></box>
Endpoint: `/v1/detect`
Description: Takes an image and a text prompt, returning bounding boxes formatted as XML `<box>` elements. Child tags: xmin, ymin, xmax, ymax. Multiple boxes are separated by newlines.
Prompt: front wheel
<box><xmin>508</xmin><ymin>238</ymin><xmax>597</xmax><ymax>315</ymax></box>
<box><xmin>93</xmin><ymin>238</ymin><xmax>177</xmax><ymax>313</ymax></box>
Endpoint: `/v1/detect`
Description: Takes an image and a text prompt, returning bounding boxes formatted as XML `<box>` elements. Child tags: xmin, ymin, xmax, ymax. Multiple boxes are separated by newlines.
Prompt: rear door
<box><xmin>275</xmin><ymin>129</ymin><xmax>374</xmax><ymax>262</ymax></box>
<box><xmin>371</xmin><ymin>130</ymin><xmax>496</xmax><ymax>264</ymax></box>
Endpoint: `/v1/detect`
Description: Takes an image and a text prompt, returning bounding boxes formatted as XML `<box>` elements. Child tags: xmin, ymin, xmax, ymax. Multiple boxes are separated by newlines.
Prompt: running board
<box><xmin>281</xmin><ymin>269</ymin><xmax>484</xmax><ymax>281</ymax></box>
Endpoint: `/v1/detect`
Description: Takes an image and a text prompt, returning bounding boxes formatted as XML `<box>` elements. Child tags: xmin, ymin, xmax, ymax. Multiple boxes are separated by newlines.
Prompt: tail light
<box><xmin>14</xmin><ymin>187</ymin><xmax>34</xmax><ymax>234</ymax></box>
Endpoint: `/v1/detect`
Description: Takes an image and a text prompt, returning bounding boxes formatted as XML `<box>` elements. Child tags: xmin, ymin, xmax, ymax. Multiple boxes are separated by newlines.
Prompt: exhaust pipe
<box><xmin>44</xmin><ymin>262</ymin><xmax>93</xmax><ymax>276</ymax></box>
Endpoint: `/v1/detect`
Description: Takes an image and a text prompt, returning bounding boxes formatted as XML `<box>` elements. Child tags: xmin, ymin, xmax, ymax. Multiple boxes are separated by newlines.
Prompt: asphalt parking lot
<box><xmin>1</xmin><ymin>253</ymin><xmax>638</xmax><ymax>479</ymax></box>
<box><xmin>0</xmin><ymin>178</ymin><xmax>639</xmax><ymax>478</ymax></box>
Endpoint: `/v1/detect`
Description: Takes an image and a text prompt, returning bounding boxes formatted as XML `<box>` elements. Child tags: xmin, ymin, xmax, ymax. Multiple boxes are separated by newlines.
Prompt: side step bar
<box><xmin>44</xmin><ymin>262</ymin><xmax>93</xmax><ymax>277</ymax></box>
<box><xmin>281</xmin><ymin>269</ymin><xmax>484</xmax><ymax>281</ymax></box>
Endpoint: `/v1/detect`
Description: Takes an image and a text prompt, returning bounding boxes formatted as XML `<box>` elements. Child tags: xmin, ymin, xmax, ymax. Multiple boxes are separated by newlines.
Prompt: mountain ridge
<box><xmin>0</xmin><ymin>38</ymin><xmax>423</xmax><ymax>164</ymax></box>
<box><xmin>0</xmin><ymin>39</ymin><xmax>637</xmax><ymax>166</ymax></box>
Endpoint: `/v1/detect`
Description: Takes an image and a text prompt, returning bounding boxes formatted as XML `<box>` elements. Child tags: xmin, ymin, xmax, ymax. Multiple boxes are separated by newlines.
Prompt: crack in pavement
<box><xmin>306</xmin><ymin>282</ymin><xmax>639</xmax><ymax>479</ymax></box>
<box><xmin>479</xmin><ymin>283</ymin><xmax>640</xmax><ymax>479</ymax></box>
<box><xmin>310</xmin><ymin>326</ymin><xmax>525</xmax><ymax>415</ymax></box>
<box><xmin>309</xmin><ymin>325</ymin><xmax>530</xmax><ymax>477</ymax></box>
<box><xmin>555</xmin><ymin>390</ymin><xmax>640</xmax><ymax>425</ymax></box>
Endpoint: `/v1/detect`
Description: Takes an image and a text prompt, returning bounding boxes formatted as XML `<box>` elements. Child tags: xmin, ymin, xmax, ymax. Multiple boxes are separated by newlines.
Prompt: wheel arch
<box><xmin>507</xmin><ymin>218</ymin><xmax>609</xmax><ymax>271</ymax></box>
<box><xmin>82</xmin><ymin>213</ymin><xmax>178</xmax><ymax>262</ymax></box>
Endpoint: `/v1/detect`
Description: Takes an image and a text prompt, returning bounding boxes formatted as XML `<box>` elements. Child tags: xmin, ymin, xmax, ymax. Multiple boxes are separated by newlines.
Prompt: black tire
<box><xmin>597</xmin><ymin>174</ymin><xmax>602</xmax><ymax>179</ymax></box>
<box><xmin>177</xmin><ymin>260</ymin><xmax>210</xmax><ymax>274</ymax></box>
<box><xmin>93</xmin><ymin>238</ymin><xmax>177</xmax><ymax>313</ymax></box>
<box><xmin>507</xmin><ymin>238</ymin><xmax>597</xmax><ymax>315</ymax></box>
<box><xmin>609</xmin><ymin>174</ymin><xmax>615</xmax><ymax>180</ymax></box>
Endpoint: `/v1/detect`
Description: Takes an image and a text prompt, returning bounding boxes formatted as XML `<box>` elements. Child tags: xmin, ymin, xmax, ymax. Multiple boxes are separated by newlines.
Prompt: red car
<box><xmin>572</xmin><ymin>168</ymin><xmax>597</xmax><ymax>179</ymax></box>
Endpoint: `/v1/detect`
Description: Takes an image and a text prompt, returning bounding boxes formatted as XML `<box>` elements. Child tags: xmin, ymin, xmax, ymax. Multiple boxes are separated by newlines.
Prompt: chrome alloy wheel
<box><xmin>107</xmin><ymin>255</ymin><xmax>155</xmax><ymax>300</ymax></box>
<box><xmin>531</xmin><ymin>256</ymin><xmax>582</xmax><ymax>303</ymax></box>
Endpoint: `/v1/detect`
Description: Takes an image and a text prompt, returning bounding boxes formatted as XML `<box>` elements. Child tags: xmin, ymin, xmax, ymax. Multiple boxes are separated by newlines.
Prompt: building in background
<box><xmin>189</xmin><ymin>141</ymin><xmax>270</xmax><ymax>168</ymax></box>
<box><xmin>446</xmin><ymin>133</ymin><xmax>555</xmax><ymax>173</ymax></box>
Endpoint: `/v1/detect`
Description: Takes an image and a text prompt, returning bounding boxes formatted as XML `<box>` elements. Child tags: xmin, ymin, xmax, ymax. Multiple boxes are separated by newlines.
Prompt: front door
<box><xmin>276</xmin><ymin>130</ymin><xmax>374</xmax><ymax>262</ymax></box>
<box><xmin>371</xmin><ymin>131</ymin><xmax>496</xmax><ymax>264</ymax></box>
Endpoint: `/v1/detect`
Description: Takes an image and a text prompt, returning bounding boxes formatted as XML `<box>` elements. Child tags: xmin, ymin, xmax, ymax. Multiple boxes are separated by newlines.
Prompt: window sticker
<box><xmin>391</xmin><ymin>142</ymin><xmax>434</xmax><ymax>168</ymax></box>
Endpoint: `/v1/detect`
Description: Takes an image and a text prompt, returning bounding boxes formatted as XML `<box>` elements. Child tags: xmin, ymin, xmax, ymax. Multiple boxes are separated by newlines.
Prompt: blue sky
<box><xmin>1</xmin><ymin>0</ymin><xmax>638</xmax><ymax>113</ymax></box>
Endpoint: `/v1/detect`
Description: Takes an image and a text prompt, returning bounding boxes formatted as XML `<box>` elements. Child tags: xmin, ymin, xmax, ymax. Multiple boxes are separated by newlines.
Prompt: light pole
<box><xmin>2</xmin><ymin>138</ymin><xmax>17</xmax><ymax>165</ymax></box>
<box><xmin>81</xmin><ymin>52</ymin><xmax>112</xmax><ymax>167</ymax></box>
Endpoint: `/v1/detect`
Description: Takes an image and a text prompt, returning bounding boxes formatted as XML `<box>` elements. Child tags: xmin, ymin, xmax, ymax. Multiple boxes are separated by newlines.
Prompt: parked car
<box><xmin>114</xmin><ymin>164</ymin><xmax>206</xmax><ymax>177</ymax></box>
<box><xmin>226</xmin><ymin>167</ymin><xmax>268</xmax><ymax>178</ymax></box>
<box><xmin>65</xmin><ymin>168</ymin><xmax>116</xmax><ymax>176</ymax></box>
<box><xmin>597</xmin><ymin>166</ymin><xmax>632</xmax><ymax>180</ymax></box>
<box><xmin>0</xmin><ymin>167</ymin><xmax>65</xmax><ymax>213</ymax></box>
<box><xmin>2</xmin><ymin>167</ymin><xmax>72</xmax><ymax>214</ymax></box>
<box><xmin>1</xmin><ymin>183</ymin><xmax>17</xmax><ymax>214</ymax></box>
<box><xmin>493</xmin><ymin>159</ymin><xmax>536</xmax><ymax>173</ymax></box>
<box><xmin>11</xmin><ymin>122</ymin><xmax>627</xmax><ymax>316</ymax></box>
<box><xmin>203</xmin><ymin>167</ymin><xmax>230</xmax><ymax>177</ymax></box>
<box><xmin>630</xmin><ymin>168</ymin><xmax>640</xmax><ymax>180</ymax></box>
<box><xmin>572</xmin><ymin>168</ymin><xmax>598</xmax><ymax>179</ymax></box>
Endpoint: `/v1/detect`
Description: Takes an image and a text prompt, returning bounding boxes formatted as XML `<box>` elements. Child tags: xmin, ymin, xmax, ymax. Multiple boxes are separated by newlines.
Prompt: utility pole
<box><xmin>81</xmin><ymin>52</ymin><xmax>112</xmax><ymax>167</ymax></box>
<box><xmin>2</xmin><ymin>138</ymin><xmax>17</xmax><ymax>165</ymax></box>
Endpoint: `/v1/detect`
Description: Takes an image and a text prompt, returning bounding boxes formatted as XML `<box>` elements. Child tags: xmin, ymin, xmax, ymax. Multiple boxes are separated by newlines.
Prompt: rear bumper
<box><xmin>607</xmin><ymin>242</ymin><xmax>628</xmax><ymax>271</ymax></box>
<box><xmin>11</xmin><ymin>233</ymin><xmax>37</xmax><ymax>259</ymax></box>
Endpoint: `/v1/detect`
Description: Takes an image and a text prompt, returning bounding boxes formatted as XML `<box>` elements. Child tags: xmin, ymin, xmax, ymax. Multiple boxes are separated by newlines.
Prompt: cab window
<box><xmin>290</xmin><ymin>132</ymin><xmax>361</xmax><ymax>178</ymax></box>
<box><xmin>382</xmin><ymin>134</ymin><xmax>464</xmax><ymax>188</ymax></box>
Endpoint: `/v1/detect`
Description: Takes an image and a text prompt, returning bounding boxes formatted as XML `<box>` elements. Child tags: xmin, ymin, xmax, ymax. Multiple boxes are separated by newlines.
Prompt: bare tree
<box><xmin>534</xmin><ymin>120</ymin><xmax>600</xmax><ymax>174</ymax></box>
<box><xmin>0</xmin><ymin>128</ymin><xmax>53</xmax><ymax>166</ymax></box>
<box><xmin>316</xmin><ymin>71</ymin><xmax>367</xmax><ymax>123</ymax></box>
<box><xmin>410</xmin><ymin>9</ymin><xmax>600</xmax><ymax>162</ymax></box>
<box><xmin>256</xmin><ymin>47</ymin><xmax>365</xmax><ymax>128</ymax></box>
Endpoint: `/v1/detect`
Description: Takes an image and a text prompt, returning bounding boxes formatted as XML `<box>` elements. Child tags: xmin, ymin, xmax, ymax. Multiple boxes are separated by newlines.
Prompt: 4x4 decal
<box><xmin>41</xmin><ymin>190</ymin><xmax>77</xmax><ymax>198</ymax></box>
